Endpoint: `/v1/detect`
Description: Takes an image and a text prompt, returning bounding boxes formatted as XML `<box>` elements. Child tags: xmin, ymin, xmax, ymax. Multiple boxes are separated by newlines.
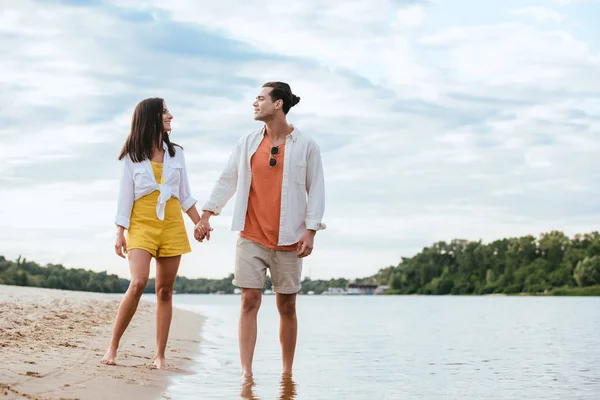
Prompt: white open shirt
<box><xmin>202</xmin><ymin>125</ymin><xmax>326</xmax><ymax>246</ymax></box>
<box><xmin>115</xmin><ymin>142</ymin><xmax>196</xmax><ymax>229</ymax></box>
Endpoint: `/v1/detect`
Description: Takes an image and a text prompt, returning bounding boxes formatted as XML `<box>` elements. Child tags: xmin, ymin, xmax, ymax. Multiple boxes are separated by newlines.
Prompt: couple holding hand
<box><xmin>102</xmin><ymin>81</ymin><xmax>326</xmax><ymax>380</ymax></box>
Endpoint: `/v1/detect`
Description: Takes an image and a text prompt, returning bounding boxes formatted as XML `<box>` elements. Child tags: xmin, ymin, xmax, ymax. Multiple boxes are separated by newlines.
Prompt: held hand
<box><xmin>115</xmin><ymin>230</ymin><xmax>127</xmax><ymax>259</ymax></box>
<box><xmin>193</xmin><ymin>222</ymin><xmax>206</xmax><ymax>242</ymax></box>
<box><xmin>297</xmin><ymin>230</ymin><xmax>316</xmax><ymax>258</ymax></box>
<box><xmin>194</xmin><ymin>217</ymin><xmax>213</xmax><ymax>242</ymax></box>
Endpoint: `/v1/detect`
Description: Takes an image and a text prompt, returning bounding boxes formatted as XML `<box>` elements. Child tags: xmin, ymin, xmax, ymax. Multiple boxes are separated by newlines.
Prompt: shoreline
<box><xmin>0</xmin><ymin>284</ymin><xmax>205</xmax><ymax>400</ymax></box>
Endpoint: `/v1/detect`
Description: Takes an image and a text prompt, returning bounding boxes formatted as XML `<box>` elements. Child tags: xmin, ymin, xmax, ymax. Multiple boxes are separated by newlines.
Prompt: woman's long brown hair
<box><xmin>118</xmin><ymin>97</ymin><xmax>180</xmax><ymax>162</ymax></box>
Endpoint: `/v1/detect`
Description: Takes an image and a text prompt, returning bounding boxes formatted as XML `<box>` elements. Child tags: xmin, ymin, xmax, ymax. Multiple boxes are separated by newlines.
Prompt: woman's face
<box><xmin>162</xmin><ymin>101</ymin><xmax>173</xmax><ymax>132</ymax></box>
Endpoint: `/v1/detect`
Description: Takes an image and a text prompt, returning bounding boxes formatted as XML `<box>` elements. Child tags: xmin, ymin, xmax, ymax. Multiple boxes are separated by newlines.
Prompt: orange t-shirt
<box><xmin>240</xmin><ymin>135</ymin><xmax>298</xmax><ymax>251</ymax></box>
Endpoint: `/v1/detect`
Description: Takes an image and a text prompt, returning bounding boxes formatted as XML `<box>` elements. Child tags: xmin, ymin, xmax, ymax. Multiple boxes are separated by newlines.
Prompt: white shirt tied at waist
<box><xmin>155</xmin><ymin>183</ymin><xmax>173</xmax><ymax>220</ymax></box>
<box><xmin>202</xmin><ymin>125</ymin><xmax>326</xmax><ymax>246</ymax></box>
<box><xmin>115</xmin><ymin>142</ymin><xmax>196</xmax><ymax>229</ymax></box>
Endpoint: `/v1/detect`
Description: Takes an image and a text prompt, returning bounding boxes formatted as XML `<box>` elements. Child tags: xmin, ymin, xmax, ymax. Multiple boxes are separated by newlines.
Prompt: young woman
<box><xmin>101</xmin><ymin>97</ymin><xmax>207</xmax><ymax>369</ymax></box>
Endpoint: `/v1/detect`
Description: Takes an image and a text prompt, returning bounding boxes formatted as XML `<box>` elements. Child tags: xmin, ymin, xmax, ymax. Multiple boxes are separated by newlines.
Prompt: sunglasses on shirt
<box><xmin>269</xmin><ymin>146</ymin><xmax>279</xmax><ymax>167</ymax></box>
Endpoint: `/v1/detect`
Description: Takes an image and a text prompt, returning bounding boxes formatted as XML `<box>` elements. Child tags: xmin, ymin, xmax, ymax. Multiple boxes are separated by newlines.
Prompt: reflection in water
<box><xmin>240</xmin><ymin>376</ymin><xmax>258</xmax><ymax>400</ymax></box>
<box><xmin>279</xmin><ymin>374</ymin><xmax>297</xmax><ymax>399</ymax></box>
<box><xmin>240</xmin><ymin>374</ymin><xmax>297</xmax><ymax>399</ymax></box>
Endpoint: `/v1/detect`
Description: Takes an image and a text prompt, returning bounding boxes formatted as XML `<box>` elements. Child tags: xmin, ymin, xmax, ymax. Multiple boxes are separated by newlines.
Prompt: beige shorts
<box><xmin>233</xmin><ymin>236</ymin><xmax>303</xmax><ymax>294</ymax></box>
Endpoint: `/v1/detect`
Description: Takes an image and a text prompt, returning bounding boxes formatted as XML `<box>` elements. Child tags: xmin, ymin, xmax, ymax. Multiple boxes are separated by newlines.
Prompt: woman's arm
<box><xmin>115</xmin><ymin>157</ymin><xmax>135</xmax><ymax>229</ymax></box>
<box><xmin>178</xmin><ymin>150</ymin><xmax>198</xmax><ymax>217</ymax></box>
<box><xmin>115</xmin><ymin>158</ymin><xmax>134</xmax><ymax>258</ymax></box>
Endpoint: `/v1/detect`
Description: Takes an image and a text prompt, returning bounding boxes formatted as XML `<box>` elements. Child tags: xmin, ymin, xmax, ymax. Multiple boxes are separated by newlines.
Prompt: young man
<box><xmin>195</xmin><ymin>82</ymin><xmax>326</xmax><ymax>378</ymax></box>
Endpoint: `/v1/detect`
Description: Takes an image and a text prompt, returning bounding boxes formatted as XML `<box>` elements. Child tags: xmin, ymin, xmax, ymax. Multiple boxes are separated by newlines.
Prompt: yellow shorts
<box><xmin>125</xmin><ymin>190</ymin><xmax>191</xmax><ymax>258</ymax></box>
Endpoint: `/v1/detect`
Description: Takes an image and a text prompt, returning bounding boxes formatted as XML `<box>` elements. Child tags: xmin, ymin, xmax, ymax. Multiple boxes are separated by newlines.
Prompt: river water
<box><xmin>163</xmin><ymin>294</ymin><xmax>600</xmax><ymax>399</ymax></box>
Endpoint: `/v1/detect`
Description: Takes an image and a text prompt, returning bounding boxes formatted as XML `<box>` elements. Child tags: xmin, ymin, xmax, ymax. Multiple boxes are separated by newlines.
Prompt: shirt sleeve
<box><xmin>305</xmin><ymin>141</ymin><xmax>326</xmax><ymax>231</ymax></box>
<box><xmin>114</xmin><ymin>157</ymin><xmax>135</xmax><ymax>229</ymax></box>
<box><xmin>178</xmin><ymin>150</ymin><xmax>197</xmax><ymax>212</ymax></box>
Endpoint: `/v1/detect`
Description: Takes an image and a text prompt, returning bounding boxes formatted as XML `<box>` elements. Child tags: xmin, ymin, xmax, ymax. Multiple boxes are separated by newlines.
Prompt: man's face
<box><xmin>252</xmin><ymin>87</ymin><xmax>280</xmax><ymax>121</ymax></box>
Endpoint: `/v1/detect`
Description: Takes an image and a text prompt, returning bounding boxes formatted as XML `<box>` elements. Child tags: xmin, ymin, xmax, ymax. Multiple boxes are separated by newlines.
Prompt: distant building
<box><xmin>375</xmin><ymin>285</ymin><xmax>390</xmax><ymax>295</ymax></box>
<box><xmin>321</xmin><ymin>287</ymin><xmax>347</xmax><ymax>295</ymax></box>
<box><xmin>346</xmin><ymin>283</ymin><xmax>379</xmax><ymax>295</ymax></box>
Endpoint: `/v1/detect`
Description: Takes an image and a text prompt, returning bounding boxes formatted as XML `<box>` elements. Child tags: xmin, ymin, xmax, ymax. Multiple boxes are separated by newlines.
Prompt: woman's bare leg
<box><xmin>153</xmin><ymin>255</ymin><xmax>181</xmax><ymax>369</ymax></box>
<box><xmin>101</xmin><ymin>249</ymin><xmax>151</xmax><ymax>365</ymax></box>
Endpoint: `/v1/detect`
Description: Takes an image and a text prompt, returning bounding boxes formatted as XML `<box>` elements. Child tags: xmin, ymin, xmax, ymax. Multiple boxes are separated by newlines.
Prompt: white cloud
<box><xmin>108</xmin><ymin>0</ymin><xmax>438</xmax><ymax>100</ymax></box>
<box><xmin>419</xmin><ymin>22</ymin><xmax>597</xmax><ymax>88</ymax></box>
<box><xmin>509</xmin><ymin>7</ymin><xmax>566</xmax><ymax>22</ymax></box>
<box><xmin>553</xmin><ymin>0</ymin><xmax>599</xmax><ymax>4</ymax></box>
<box><xmin>1</xmin><ymin>0</ymin><xmax>599</xmax><ymax>282</ymax></box>
<box><xmin>393</xmin><ymin>4</ymin><xmax>428</xmax><ymax>29</ymax></box>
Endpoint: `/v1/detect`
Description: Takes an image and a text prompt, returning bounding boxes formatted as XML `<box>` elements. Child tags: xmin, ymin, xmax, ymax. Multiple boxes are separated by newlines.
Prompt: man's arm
<box><xmin>195</xmin><ymin>140</ymin><xmax>241</xmax><ymax>240</ymax></box>
<box><xmin>201</xmin><ymin>141</ymin><xmax>240</xmax><ymax>216</ymax></box>
<box><xmin>305</xmin><ymin>141</ymin><xmax>326</xmax><ymax>232</ymax></box>
<box><xmin>297</xmin><ymin>141</ymin><xmax>326</xmax><ymax>258</ymax></box>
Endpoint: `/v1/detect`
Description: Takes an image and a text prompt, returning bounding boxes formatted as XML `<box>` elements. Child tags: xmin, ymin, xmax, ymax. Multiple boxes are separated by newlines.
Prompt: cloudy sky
<box><xmin>1</xmin><ymin>0</ymin><xmax>599</xmax><ymax>280</ymax></box>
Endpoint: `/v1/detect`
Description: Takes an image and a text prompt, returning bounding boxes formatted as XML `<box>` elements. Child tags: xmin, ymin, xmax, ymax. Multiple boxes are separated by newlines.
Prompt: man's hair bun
<box><xmin>291</xmin><ymin>94</ymin><xmax>300</xmax><ymax>107</ymax></box>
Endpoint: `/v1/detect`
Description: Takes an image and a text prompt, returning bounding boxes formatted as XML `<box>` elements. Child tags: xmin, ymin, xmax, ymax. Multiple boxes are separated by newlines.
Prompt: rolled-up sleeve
<box><xmin>115</xmin><ymin>158</ymin><xmax>135</xmax><ymax>229</ymax></box>
<box><xmin>305</xmin><ymin>142</ymin><xmax>326</xmax><ymax>231</ymax></box>
<box><xmin>178</xmin><ymin>150</ymin><xmax>197</xmax><ymax>212</ymax></box>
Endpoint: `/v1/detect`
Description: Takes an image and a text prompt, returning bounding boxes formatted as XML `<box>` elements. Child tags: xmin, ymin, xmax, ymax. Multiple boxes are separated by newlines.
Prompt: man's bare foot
<box><xmin>100</xmin><ymin>347</ymin><xmax>117</xmax><ymax>366</ymax></box>
<box><xmin>152</xmin><ymin>357</ymin><xmax>169</xmax><ymax>370</ymax></box>
<box><xmin>242</xmin><ymin>370</ymin><xmax>253</xmax><ymax>378</ymax></box>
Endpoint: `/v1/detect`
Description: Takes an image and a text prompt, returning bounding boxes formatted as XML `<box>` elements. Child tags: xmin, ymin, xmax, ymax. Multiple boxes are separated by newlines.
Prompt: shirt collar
<box><xmin>256</xmin><ymin>124</ymin><xmax>299</xmax><ymax>142</ymax></box>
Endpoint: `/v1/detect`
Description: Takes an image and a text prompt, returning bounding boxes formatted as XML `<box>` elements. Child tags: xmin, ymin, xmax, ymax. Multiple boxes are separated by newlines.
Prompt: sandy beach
<box><xmin>0</xmin><ymin>284</ymin><xmax>204</xmax><ymax>400</ymax></box>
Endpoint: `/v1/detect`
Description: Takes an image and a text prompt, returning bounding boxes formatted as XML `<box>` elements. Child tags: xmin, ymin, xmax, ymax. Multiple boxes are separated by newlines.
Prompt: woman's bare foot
<box><xmin>152</xmin><ymin>356</ymin><xmax>169</xmax><ymax>370</ymax></box>
<box><xmin>100</xmin><ymin>346</ymin><xmax>118</xmax><ymax>366</ymax></box>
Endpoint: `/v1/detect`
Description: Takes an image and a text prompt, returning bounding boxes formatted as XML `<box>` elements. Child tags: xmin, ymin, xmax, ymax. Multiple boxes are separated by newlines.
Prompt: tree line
<box><xmin>0</xmin><ymin>256</ymin><xmax>127</xmax><ymax>293</ymax></box>
<box><xmin>360</xmin><ymin>231</ymin><xmax>600</xmax><ymax>296</ymax></box>
<box><xmin>1</xmin><ymin>231</ymin><xmax>599</xmax><ymax>295</ymax></box>
<box><xmin>0</xmin><ymin>254</ymin><xmax>349</xmax><ymax>295</ymax></box>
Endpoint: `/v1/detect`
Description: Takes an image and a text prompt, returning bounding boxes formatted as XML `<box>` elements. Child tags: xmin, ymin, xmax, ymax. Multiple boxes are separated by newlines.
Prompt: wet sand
<box><xmin>0</xmin><ymin>284</ymin><xmax>204</xmax><ymax>400</ymax></box>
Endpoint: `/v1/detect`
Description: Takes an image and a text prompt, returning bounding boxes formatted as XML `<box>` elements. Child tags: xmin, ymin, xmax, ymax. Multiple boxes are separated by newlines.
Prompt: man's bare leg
<box><xmin>101</xmin><ymin>249</ymin><xmax>151</xmax><ymax>365</ymax></box>
<box><xmin>239</xmin><ymin>288</ymin><xmax>262</xmax><ymax>377</ymax></box>
<box><xmin>276</xmin><ymin>293</ymin><xmax>297</xmax><ymax>375</ymax></box>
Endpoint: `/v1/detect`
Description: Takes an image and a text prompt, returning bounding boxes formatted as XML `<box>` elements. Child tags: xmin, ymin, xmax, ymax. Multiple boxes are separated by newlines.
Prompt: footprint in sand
<box><xmin>25</xmin><ymin>371</ymin><xmax>42</xmax><ymax>378</ymax></box>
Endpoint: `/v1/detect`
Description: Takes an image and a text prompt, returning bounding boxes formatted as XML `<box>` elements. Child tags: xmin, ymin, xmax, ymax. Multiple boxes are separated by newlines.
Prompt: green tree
<box><xmin>574</xmin><ymin>256</ymin><xmax>600</xmax><ymax>287</ymax></box>
<box><xmin>389</xmin><ymin>272</ymin><xmax>403</xmax><ymax>291</ymax></box>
